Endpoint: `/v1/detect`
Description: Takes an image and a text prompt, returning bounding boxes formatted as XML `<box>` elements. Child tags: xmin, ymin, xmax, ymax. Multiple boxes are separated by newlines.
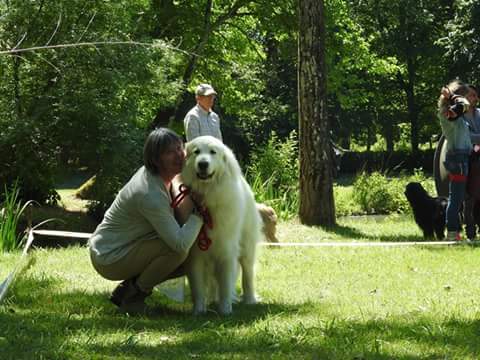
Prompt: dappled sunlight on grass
<box><xmin>1</xmin><ymin>228</ymin><xmax>480</xmax><ymax>358</ymax></box>
<box><xmin>278</xmin><ymin>214</ymin><xmax>427</xmax><ymax>243</ymax></box>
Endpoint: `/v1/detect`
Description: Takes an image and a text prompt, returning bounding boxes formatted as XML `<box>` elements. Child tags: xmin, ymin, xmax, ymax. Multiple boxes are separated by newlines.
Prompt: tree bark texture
<box><xmin>298</xmin><ymin>0</ymin><xmax>335</xmax><ymax>226</ymax></box>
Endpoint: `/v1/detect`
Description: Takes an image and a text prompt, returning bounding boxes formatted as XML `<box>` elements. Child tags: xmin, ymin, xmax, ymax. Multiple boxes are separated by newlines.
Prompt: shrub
<box><xmin>247</xmin><ymin>131</ymin><xmax>299</xmax><ymax>219</ymax></box>
<box><xmin>0</xmin><ymin>182</ymin><xmax>32</xmax><ymax>252</ymax></box>
<box><xmin>87</xmin><ymin>123</ymin><xmax>144</xmax><ymax>221</ymax></box>
<box><xmin>0</xmin><ymin>118</ymin><xmax>60</xmax><ymax>204</ymax></box>
<box><xmin>247</xmin><ymin>131</ymin><xmax>298</xmax><ymax>190</ymax></box>
<box><xmin>353</xmin><ymin>169</ymin><xmax>433</xmax><ymax>215</ymax></box>
<box><xmin>334</xmin><ymin>185</ymin><xmax>363</xmax><ymax>216</ymax></box>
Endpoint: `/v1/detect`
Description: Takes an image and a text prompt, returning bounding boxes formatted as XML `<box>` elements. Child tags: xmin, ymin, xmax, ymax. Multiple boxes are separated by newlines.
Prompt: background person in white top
<box><xmin>183</xmin><ymin>83</ymin><xmax>222</xmax><ymax>142</ymax></box>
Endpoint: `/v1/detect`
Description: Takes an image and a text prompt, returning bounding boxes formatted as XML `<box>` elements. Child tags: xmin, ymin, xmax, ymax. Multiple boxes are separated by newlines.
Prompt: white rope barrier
<box><xmin>0</xmin><ymin>229</ymin><xmax>35</xmax><ymax>303</ymax></box>
<box><xmin>261</xmin><ymin>241</ymin><xmax>460</xmax><ymax>247</ymax></box>
<box><xmin>29</xmin><ymin>230</ymin><xmax>465</xmax><ymax>247</ymax></box>
<box><xmin>32</xmin><ymin>229</ymin><xmax>91</xmax><ymax>239</ymax></box>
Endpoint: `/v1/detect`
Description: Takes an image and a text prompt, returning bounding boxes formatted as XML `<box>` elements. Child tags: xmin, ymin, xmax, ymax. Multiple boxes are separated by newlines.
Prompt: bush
<box><xmin>0</xmin><ymin>118</ymin><xmax>60</xmax><ymax>204</ymax></box>
<box><xmin>247</xmin><ymin>131</ymin><xmax>299</xmax><ymax>219</ymax></box>
<box><xmin>87</xmin><ymin>123</ymin><xmax>144</xmax><ymax>221</ymax></box>
<box><xmin>247</xmin><ymin>131</ymin><xmax>298</xmax><ymax>189</ymax></box>
<box><xmin>334</xmin><ymin>185</ymin><xmax>363</xmax><ymax>216</ymax></box>
<box><xmin>352</xmin><ymin>169</ymin><xmax>433</xmax><ymax>215</ymax></box>
<box><xmin>340</xmin><ymin>149</ymin><xmax>436</xmax><ymax>174</ymax></box>
<box><xmin>0</xmin><ymin>182</ymin><xmax>32</xmax><ymax>252</ymax></box>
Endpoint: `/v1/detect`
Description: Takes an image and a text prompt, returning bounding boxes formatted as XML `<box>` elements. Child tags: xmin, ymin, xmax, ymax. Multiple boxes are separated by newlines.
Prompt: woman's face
<box><xmin>467</xmin><ymin>88</ymin><xmax>479</xmax><ymax>108</ymax></box>
<box><xmin>157</xmin><ymin>141</ymin><xmax>185</xmax><ymax>180</ymax></box>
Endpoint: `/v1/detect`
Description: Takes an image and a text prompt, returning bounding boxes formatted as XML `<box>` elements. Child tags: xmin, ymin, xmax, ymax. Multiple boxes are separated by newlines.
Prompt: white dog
<box><xmin>181</xmin><ymin>136</ymin><xmax>261</xmax><ymax>315</ymax></box>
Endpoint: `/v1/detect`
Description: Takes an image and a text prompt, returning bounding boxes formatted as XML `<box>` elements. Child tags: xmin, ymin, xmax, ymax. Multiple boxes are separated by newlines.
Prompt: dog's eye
<box><xmin>210</xmin><ymin>149</ymin><xmax>216</xmax><ymax>155</ymax></box>
<box><xmin>194</xmin><ymin>149</ymin><xmax>200</xmax><ymax>155</ymax></box>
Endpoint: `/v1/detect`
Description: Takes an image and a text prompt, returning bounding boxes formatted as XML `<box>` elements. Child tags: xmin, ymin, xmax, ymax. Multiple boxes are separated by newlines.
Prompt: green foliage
<box><xmin>0</xmin><ymin>0</ymin><xmax>183</xmax><ymax>204</ymax></box>
<box><xmin>334</xmin><ymin>185</ymin><xmax>363</xmax><ymax>216</ymax></box>
<box><xmin>0</xmin><ymin>182</ymin><xmax>31</xmax><ymax>252</ymax></box>
<box><xmin>0</xmin><ymin>117</ymin><xmax>60</xmax><ymax>204</ymax></box>
<box><xmin>250</xmin><ymin>172</ymin><xmax>299</xmax><ymax>221</ymax></box>
<box><xmin>247</xmin><ymin>131</ymin><xmax>299</xmax><ymax>219</ymax></box>
<box><xmin>353</xmin><ymin>169</ymin><xmax>432</xmax><ymax>214</ymax></box>
<box><xmin>438</xmin><ymin>0</ymin><xmax>480</xmax><ymax>82</ymax></box>
<box><xmin>247</xmin><ymin>131</ymin><xmax>298</xmax><ymax>190</ymax></box>
<box><xmin>86</xmin><ymin>123</ymin><xmax>144</xmax><ymax>220</ymax></box>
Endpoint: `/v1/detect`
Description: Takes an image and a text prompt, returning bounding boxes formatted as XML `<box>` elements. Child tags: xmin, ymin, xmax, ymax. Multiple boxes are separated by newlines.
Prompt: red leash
<box><xmin>196</xmin><ymin>206</ymin><xmax>213</xmax><ymax>251</ymax></box>
<box><xmin>170</xmin><ymin>184</ymin><xmax>190</xmax><ymax>208</ymax></box>
<box><xmin>170</xmin><ymin>184</ymin><xmax>213</xmax><ymax>251</ymax></box>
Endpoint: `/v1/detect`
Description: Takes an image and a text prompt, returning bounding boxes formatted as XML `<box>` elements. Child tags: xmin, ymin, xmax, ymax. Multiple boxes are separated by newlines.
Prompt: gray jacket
<box><xmin>88</xmin><ymin>166</ymin><xmax>203</xmax><ymax>265</ymax></box>
<box><xmin>184</xmin><ymin>104</ymin><xmax>222</xmax><ymax>142</ymax></box>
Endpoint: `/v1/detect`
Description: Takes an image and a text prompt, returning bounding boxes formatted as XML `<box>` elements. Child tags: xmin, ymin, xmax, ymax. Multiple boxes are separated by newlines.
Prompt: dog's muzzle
<box><xmin>196</xmin><ymin>160</ymin><xmax>214</xmax><ymax>180</ymax></box>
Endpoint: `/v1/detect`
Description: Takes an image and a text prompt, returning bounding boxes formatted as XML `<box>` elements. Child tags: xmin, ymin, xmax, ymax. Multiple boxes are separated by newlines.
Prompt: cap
<box><xmin>195</xmin><ymin>83</ymin><xmax>217</xmax><ymax>96</ymax></box>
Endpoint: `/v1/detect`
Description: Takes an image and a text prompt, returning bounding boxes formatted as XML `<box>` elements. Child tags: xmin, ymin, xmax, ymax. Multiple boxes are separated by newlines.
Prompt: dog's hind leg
<box><xmin>239</xmin><ymin>252</ymin><xmax>257</xmax><ymax>305</ymax></box>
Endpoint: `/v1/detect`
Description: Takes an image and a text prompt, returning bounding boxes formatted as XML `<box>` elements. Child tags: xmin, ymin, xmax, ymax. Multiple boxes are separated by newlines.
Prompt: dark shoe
<box><xmin>110</xmin><ymin>278</ymin><xmax>133</xmax><ymax>307</ymax></box>
<box><xmin>110</xmin><ymin>278</ymin><xmax>152</xmax><ymax>315</ymax></box>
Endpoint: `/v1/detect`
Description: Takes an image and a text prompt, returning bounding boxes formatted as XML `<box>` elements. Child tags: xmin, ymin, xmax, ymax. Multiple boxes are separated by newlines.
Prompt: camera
<box><xmin>448</xmin><ymin>95</ymin><xmax>470</xmax><ymax>119</ymax></box>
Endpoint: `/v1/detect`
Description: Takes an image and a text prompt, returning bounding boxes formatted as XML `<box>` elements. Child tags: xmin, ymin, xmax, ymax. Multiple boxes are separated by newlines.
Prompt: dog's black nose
<box><xmin>198</xmin><ymin>160</ymin><xmax>209</xmax><ymax>171</ymax></box>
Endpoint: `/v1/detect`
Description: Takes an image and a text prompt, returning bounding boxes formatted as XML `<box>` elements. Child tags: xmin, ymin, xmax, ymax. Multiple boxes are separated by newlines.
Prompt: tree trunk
<box><xmin>384</xmin><ymin>115</ymin><xmax>394</xmax><ymax>152</ymax></box>
<box><xmin>298</xmin><ymin>0</ymin><xmax>335</xmax><ymax>226</ymax></box>
<box><xmin>12</xmin><ymin>55</ymin><xmax>21</xmax><ymax>116</ymax></box>
<box><xmin>399</xmin><ymin>5</ymin><xmax>419</xmax><ymax>153</ymax></box>
<box><xmin>405</xmin><ymin>69</ymin><xmax>418</xmax><ymax>152</ymax></box>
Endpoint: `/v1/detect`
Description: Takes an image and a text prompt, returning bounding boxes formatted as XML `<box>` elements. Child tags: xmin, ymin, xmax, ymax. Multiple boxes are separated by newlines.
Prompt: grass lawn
<box><xmin>1</xmin><ymin>216</ymin><xmax>480</xmax><ymax>359</ymax></box>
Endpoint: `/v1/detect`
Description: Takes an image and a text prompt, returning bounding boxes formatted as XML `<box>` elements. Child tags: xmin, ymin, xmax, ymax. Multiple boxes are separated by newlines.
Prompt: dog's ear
<box><xmin>222</xmin><ymin>145</ymin><xmax>242</xmax><ymax>178</ymax></box>
<box><xmin>184</xmin><ymin>141</ymin><xmax>194</xmax><ymax>159</ymax></box>
<box><xmin>180</xmin><ymin>142</ymin><xmax>195</xmax><ymax>186</ymax></box>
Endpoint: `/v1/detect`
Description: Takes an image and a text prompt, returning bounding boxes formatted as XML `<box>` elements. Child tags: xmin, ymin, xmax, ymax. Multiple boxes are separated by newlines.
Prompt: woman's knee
<box><xmin>170</xmin><ymin>249</ymin><xmax>189</xmax><ymax>266</ymax></box>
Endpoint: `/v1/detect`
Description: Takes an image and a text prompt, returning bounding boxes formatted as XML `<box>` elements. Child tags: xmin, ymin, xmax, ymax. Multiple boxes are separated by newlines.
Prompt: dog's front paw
<box><xmin>192</xmin><ymin>303</ymin><xmax>207</xmax><ymax>316</ymax></box>
<box><xmin>217</xmin><ymin>301</ymin><xmax>232</xmax><ymax>315</ymax></box>
<box><xmin>242</xmin><ymin>294</ymin><xmax>258</xmax><ymax>305</ymax></box>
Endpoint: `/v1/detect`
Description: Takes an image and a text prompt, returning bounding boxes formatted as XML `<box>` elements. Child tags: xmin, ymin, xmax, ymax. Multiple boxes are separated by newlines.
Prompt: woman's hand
<box><xmin>190</xmin><ymin>191</ymin><xmax>204</xmax><ymax>208</ymax></box>
<box><xmin>441</xmin><ymin>86</ymin><xmax>451</xmax><ymax>99</ymax></box>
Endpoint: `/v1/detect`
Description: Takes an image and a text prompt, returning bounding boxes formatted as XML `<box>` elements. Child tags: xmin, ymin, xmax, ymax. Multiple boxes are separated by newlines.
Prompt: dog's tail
<box><xmin>256</xmin><ymin>203</ymin><xmax>279</xmax><ymax>243</ymax></box>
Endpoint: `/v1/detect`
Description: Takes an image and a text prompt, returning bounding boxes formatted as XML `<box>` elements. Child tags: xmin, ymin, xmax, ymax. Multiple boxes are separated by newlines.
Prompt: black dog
<box><xmin>404</xmin><ymin>182</ymin><xmax>448</xmax><ymax>240</ymax></box>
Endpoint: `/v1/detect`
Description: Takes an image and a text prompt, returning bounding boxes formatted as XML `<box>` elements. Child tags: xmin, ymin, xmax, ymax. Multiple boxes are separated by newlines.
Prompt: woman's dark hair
<box><xmin>143</xmin><ymin>127</ymin><xmax>182</xmax><ymax>174</ymax></box>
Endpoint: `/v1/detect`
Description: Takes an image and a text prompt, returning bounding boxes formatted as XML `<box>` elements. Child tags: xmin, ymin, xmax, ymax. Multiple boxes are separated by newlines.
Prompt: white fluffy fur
<box><xmin>181</xmin><ymin>136</ymin><xmax>261</xmax><ymax>315</ymax></box>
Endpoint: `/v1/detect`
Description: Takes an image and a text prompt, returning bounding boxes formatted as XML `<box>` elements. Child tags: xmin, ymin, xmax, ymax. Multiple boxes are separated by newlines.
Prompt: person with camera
<box><xmin>462</xmin><ymin>84</ymin><xmax>480</xmax><ymax>241</ymax></box>
<box><xmin>438</xmin><ymin>80</ymin><xmax>472</xmax><ymax>241</ymax></box>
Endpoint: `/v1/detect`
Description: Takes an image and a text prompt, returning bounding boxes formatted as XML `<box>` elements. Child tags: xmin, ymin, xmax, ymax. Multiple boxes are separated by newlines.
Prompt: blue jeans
<box><xmin>447</xmin><ymin>178</ymin><xmax>467</xmax><ymax>231</ymax></box>
<box><xmin>445</xmin><ymin>156</ymin><xmax>469</xmax><ymax>232</ymax></box>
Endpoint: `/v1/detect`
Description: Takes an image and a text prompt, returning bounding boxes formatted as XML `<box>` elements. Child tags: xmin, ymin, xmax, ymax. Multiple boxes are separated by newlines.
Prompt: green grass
<box><xmin>0</xmin><ymin>182</ymin><xmax>33</xmax><ymax>252</ymax></box>
<box><xmin>279</xmin><ymin>214</ymin><xmax>424</xmax><ymax>243</ymax></box>
<box><xmin>1</xmin><ymin>216</ymin><xmax>480</xmax><ymax>359</ymax></box>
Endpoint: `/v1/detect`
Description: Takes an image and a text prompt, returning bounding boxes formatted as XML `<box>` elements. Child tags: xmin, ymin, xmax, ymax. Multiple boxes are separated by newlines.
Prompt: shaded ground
<box><xmin>18</xmin><ymin>169</ymin><xmax>98</xmax><ymax>247</ymax></box>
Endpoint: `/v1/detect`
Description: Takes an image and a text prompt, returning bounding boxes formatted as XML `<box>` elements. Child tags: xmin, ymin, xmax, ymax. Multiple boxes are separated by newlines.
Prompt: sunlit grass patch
<box><xmin>1</xmin><ymin>218</ymin><xmax>480</xmax><ymax>359</ymax></box>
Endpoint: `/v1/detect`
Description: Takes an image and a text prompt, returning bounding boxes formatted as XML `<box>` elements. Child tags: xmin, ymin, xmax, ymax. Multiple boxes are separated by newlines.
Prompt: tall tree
<box><xmin>148</xmin><ymin>0</ymin><xmax>257</xmax><ymax>130</ymax></box>
<box><xmin>348</xmin><ymin>0</ymin><xmax>450</xmax><ymax>152</ymax></box>
<box><xmin>298</xmin><ymin>0</ymin><xmax>335</xmax><ymax>226</ymax></box>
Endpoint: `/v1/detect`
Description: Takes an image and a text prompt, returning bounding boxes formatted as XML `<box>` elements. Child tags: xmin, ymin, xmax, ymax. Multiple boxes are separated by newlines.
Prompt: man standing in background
<box><xmin>183</xmin><ymin>83</ymin><xmax>222</xmax><ymax>142</ymax></box>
